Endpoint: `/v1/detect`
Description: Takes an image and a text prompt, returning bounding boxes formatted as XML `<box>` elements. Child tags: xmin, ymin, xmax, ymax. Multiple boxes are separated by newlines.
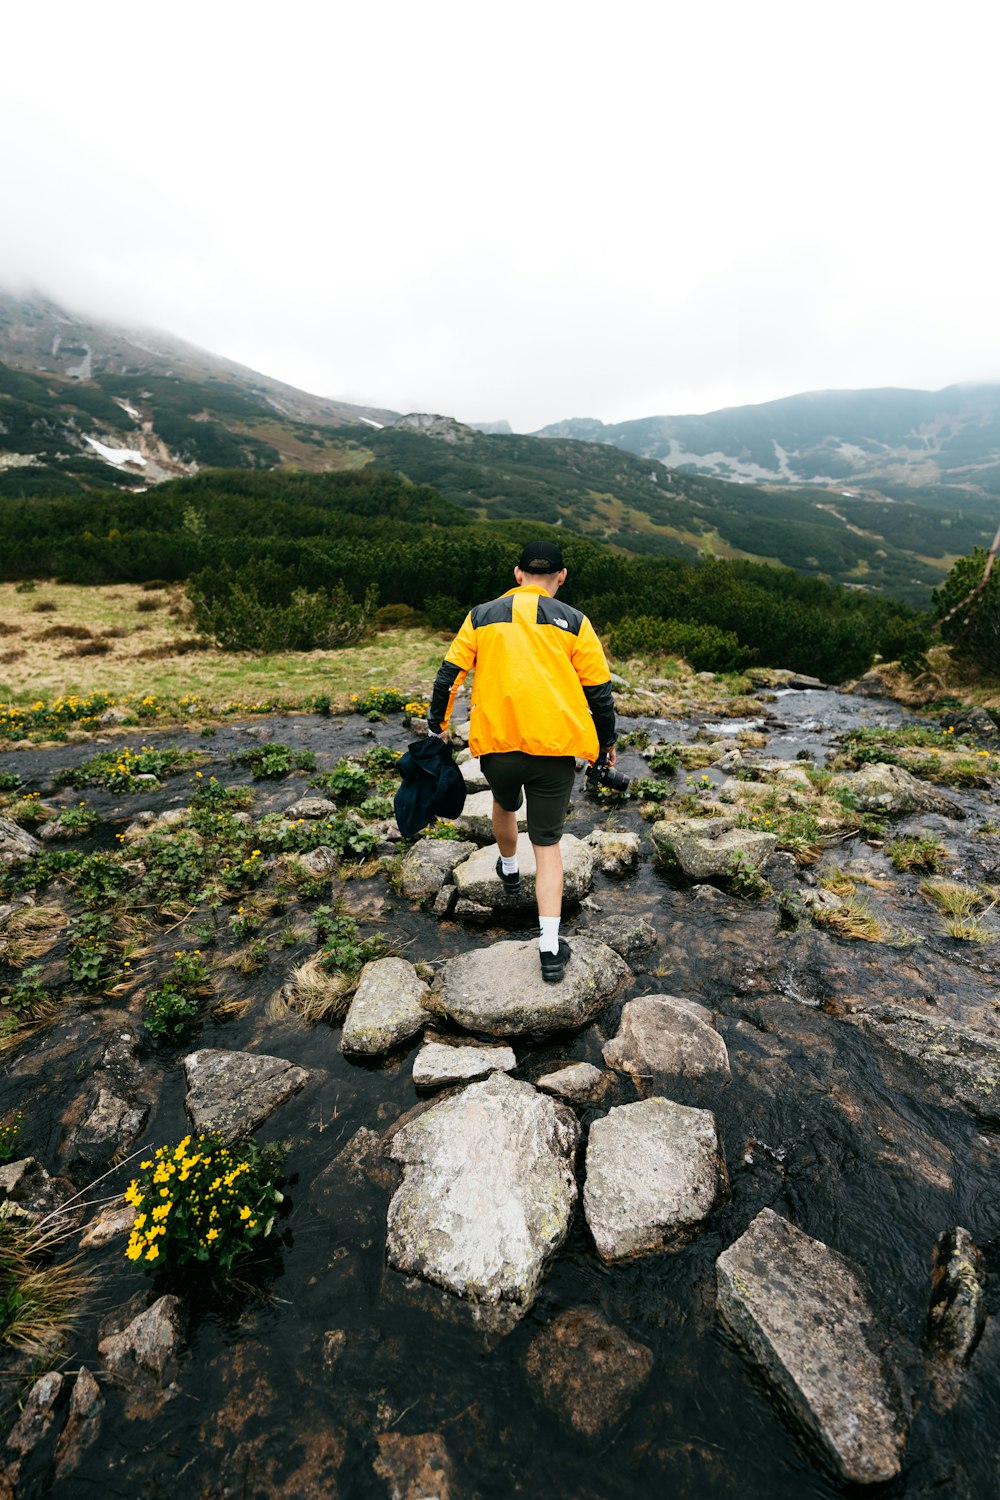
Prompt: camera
<box><xmin>584</xmin><ymin>751</ymin><xmax>630</xmax><ymax>796</ymax></box>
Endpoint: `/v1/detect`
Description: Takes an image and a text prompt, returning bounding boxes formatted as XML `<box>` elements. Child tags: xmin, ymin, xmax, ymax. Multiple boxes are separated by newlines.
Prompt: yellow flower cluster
<box><xmin>124</xmin><ymin>1134</ymin><xmax>257</xmax><ymax>1266</ymax></box>
<box><xmin>404</xmin><ymin>699</ymin><xmax>430</xmax><ymax>716</ymax></box>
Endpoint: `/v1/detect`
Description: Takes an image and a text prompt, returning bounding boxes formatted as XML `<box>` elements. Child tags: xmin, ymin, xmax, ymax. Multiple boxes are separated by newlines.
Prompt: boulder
<box><xmin>454</xmin><ymin>789</ymin><xmax>526</xmax><ymax>842</ymax></box>
<box><xmin>340</xmin><ymin>957</ymin><xmax>430</xmax><ymax>1056</ymax></box>
<box><xmin>385</xmin><ymin>1072</ymin><xmax>579</xmax><ymax>1319</ymax></box>
<box><xmin>584</xmin><ymin>829</ymin><xmax>641</xmax><ymax>876</ymax></box>
<box><xmin>98</xmin><ymin>1295</ymin><xmax>183</xmax><ymax>1385</ymax></box>
<box><xmin>831</xmin><ymin>763</ymin><xmax>962</xmax><ymax>818</ymax></box>
<box><xmin>585</xmin><ymin>913</ymin><xmax>658</xmax><ymax>963</ymax></box>
<box><xmin>584</xmin><ymin>1097</ymin><xmax>727</xmax><ymax>1262</ymax></box>
<box><xmin>67</xmin><ymin>1087</ymin><xmax>148</xmax><ymax>1167</ymax></box>
<box><xmin>716</xmin><ymin>1207</ymin><xmax>906</xmax><ymax>1485</ymax></box>
<box><xmin>429</xmin><ymin>937</ymin><xmax>629</xmax><ymax>1038</ymax></box>
<box><xmin>852</xmin><ymin>1006</ymin><xmax>1000</xmax><ymax>1122</ymax></box>
<box><xmin>524</xmin><ymin>1308</ymin><xmax>653</xmax><ymax>1436</ymax></box>
<box><xmin>297</xmin><ymin>846</ymin><xmax>340</xmax><ymax>876</ymax></box>
<box><xmin>373</xmin><ymin>1432</ymin><xmax>456</xmax><ymax>1500</ymax></box>
<box><xmin>651</xmin><ymin>814</ymin><xmax>776</xmax><ymax>880</ymax></box>
<box><xmin>847</xmin><ymin>668</ymin><xmax>895</xmax><ymax>699</ymax></box>
<box><xmin>927</xmin><ymin>1226</ymin><xmax>987</xmax><ymax>1367</ymax></box>
<box><xmin>182</xmin><ymin>1049</ymin><xmax>310</xmax><ymax>1141</ymax></box>
<box><xmin>0</xmin><ymin>816</ymin><xmax>41</xmax><ymax>866</ymax></box>
<box><xmin>398</xmin><ymin>838</ymin><xmax>477</xmax><ymax>904</ymax></box>
<box><xmin>53</xmin><ymin>1367</ymin><xmax>104</xmax><ymax>1480</ymax></box>
<box><xmin>3</xmin><ymin>1370</ymin><xmax>65</xmax><ymax>1461</ymax></box>
<box><xmin>535</xmin><ymin>1062</ymin><xmax>611</xmax><ymax>1107</ymax></box>
<box><xmin>285</xmin><ymin>796</ymin><xmax>338</xmax><ymax>819</ymax></box>
<box><xmin>602</xmin><ymin>995</ymin><xmax>731</xmax><ymax>1088</ymax></box>
<box><xmin>460</xmin><ymin>757</ymin><xmax>489</xmax><ymax>792</ymax></box>
<box><xmin>80</xmin><ymin>1197</ymin><xmax>136</xmax><ymax>1250</ymax></box>
<box><xmin>0</xmin><ymin>1157</ymin><xmax>79</xmax><ymax>1225</ymax></box>
<box><xmin>452</xmin><ymin>834</ymin><xmax>594</xmax><ymax>910</ymax></box>
<box><xmin>412</xmin><ymin>1033</ymin><xmax>516</xmax><ymax>1088</ymax></box>
<box><xmin>787</xmin><ymin>673</ymin><xmax>828</xmax><ymax>690</ymax></box>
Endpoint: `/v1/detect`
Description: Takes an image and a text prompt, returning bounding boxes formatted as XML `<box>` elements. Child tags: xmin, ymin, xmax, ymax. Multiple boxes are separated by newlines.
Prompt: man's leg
<box><xmin>533</xmin><ymin>842</ymin><xmax>564</xmax><ymax>924</ymax></box>
<box><xmin>492</xmin><ymin>802</ymin><xmax>519</xmax><ymax>858</ymax></box>
<box><xmin>521</xmin><ymin>756</ymin><xmax>576</xmax><ymax>978</ymax></box>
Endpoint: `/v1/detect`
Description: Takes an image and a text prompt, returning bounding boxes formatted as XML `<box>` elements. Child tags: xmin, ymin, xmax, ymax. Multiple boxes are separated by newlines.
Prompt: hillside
<box><xmin>534</xmin><ymin>384</ymin><xmax>1000</xmax><ymax>493</ymax></box>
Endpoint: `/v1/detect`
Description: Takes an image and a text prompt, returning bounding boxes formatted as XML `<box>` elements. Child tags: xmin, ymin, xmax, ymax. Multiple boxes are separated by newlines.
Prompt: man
<box><xmin>427</xmin><ymin>540</ymin><xmax>616</xmax><ymax>983</ymax></box>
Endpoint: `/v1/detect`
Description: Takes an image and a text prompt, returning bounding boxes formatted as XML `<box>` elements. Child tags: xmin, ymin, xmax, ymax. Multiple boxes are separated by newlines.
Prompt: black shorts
<box><xmin>479</xmin><ymin>751</ymin><xmax>576</xmax><ymax>847</ymax></box>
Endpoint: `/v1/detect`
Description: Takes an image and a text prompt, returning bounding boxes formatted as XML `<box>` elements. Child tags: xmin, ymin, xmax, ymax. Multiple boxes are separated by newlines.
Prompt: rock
<box><xmin>68</xmin><ymin>1086</ymin><xmax>148</xmax><ymax>1167</ymax></box>
<box><xmin>340</xmin><ymin>957</ymin><xmax>430</xmax><ymax>1056</ymax></box>
<box><xmin>322</xmin><ymin>1329</ymin><xmax>348</xmax><ymax>1374</ymax></box>
<box><xmin>453</xmin><ymin>898</ymin><xmax>494</xmax><ymax>923</ymax></box>
<box><xmin>651</xmin><ymin>814</ymin><xmax>777</xmax><ymax>880</ymax></box>
<box><xmin>385</xmin><ymin>1073</ymin><xmax>579</xmax><ymax>1319</ymax></box>
<box><xmin>182</xmin><ymin>1049</ymin><xmax>310</xmax><ymax>1140</ymax></box>
<box><xmin>4</xmin><ymin>1370</ymin><xmax>65</xmax><ymax>1459</ymax></box>
<box><xmin>584</xmin><ymin>1097</ymin><xmax>727</xmax><ymax>1263</ymax></box>
<box><xmin>947</xmin><ymin>706</ymin><xmax>998</xmax><ymax>740</ymax></box>
<box><xmin>852</xmin><ymin>1006</ymin><xmax>1000</xmax><ymax>1122</ymax></box>
<box><xmin>524</xmin><ymin>1308</ymin><xmax>653</xmax><ymax>1436</ymax></box>
<box><xmin>715</xmin><ymin>749</ymin><xmax>743</xmax><ymax>771</ymax></box>
<box><xmin>584</xmin><ymin>829</ymin><xmax>641</xmax><ymax>876</ymax></box>
<box><xmin>53</xmin><ymin>1367</ymin><xmax>104</xmax><ymax>1480</ymax></box>
<box><xmin>0</xmin><ymin>1157</ymin><xmax>79</xmax><ymax>1225</ymax></box>
<box><xmin>452</xmin><ymin>834</ymin><xmax>594</xmax><ymax>910</ymax></box>
<box><xmin>412</xmin><ymin>1033</ymin><xmax>516</xmax><ymax>1088</ymax></box>
<box><xmin>98</xmin><ymin>1295</ymin><xmax>183</xmax><ymax>1384</ymax></box>
<box><xmin>329</xmin><ymin>1126</ymin><xmax>384</xmax><ymax>1185</ymax></box>
<box><xmin>454</xmin><ymin>789</ymin><xmax>526</xmax><ymax>842</ymax></box>
<box><xmin>927</xmin><ymin>1226</ymin><xmax>987</xmax><ymax>1366</ymax></box>
<box><xmin>585</xmin><ymin>914</ymin><xmax>658</xmax><ymax>963</ymax></box>
<box><xmin>80</xmin><ymin>1197</ymin><xmax>136</xmax><ymax>1249</ymax></box>
<box><xmin>297</xmin><ymin>845</ymin><xmax>340</xmax><ymax>876</ymax></box>
<box><xmin>535</xmin><ymin>1061</ymin><xmax>611</xmax><ymax>1106</ymax></box>
<box><xmin>98</xmin><ymin>706</ymin><xmax>130</xmax><ymax>725</ymax></box>
<box><xmin>429</xmin><ymin>937</ymin><xmax>629</xmax><ymax>1038</ymax></box>
<box><xmin>285</xmin><ymin>796</ymin><xmax>338</xmax><ymax>818</ymax></box>
<box><xmin>787</xmin><ymin>673</ymin><xmax>827</xmax><ymax>690</ymax></box>
<box><xmin>431</xmin><ymin>887</ymin><xmax>455</xmax><ymax>918</ymax></box>
<box><xmin>848</xmin><ymin>668</ymin><xmax>895</xmax><ymax>698</ymax></box>
<box><xmin>0</xmin><ymin>816</ymin><xmax>41</xmax><ymax>866</ymax></box>
<box><xmin>373</xmin><ymin>1432</ymin><xmax>456</xmax><ymax>1500</ymax></box>
<box><xmin>602</xmin><ymin>995</ymin><xmax>731</xmax><ymax>1088</ymax></box>
<box><xmin>459</xmin><ymin>757</ymin><xmax>489</xmax><ymax>792</ymax></box>
<box><xmin>716</xmin><ymin>1207</ymin><xmax>906</xmax><ymax>1485</ymax></box>
<box><xmin>399</xmin><ymin>838</ymin><xmax>477</xmax><ymax>904</ymax></box>
<box><xmin>831</xmin><ymin>763</ymin><xmax>962</xmax><ymax>817</ymax></box>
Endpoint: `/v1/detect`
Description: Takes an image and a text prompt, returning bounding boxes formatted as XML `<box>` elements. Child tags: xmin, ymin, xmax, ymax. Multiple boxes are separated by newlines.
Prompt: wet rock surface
<box><xmin>0</xmin><ymin>816</ymin><xmax>40</xmax><ymax>865</ymax></box>
<box><xmin>832</xmin><ymin>762</ymin><xmax>963</xmax><ymax>817</ymax></box>
<box><xmin>182</xmin><ymin>1048</ymin><xmax>310</xmax><ymax>1139</ymax></box>
<box><xmin>430</xmin><ymin>937</ymin><xmax>629</xmax><ymax>1037</ymax></box>
<box><xmin>398</xmin><ymin>837</ymin><xmax>477</xmax><ymax>904</ymax></box>
<box><xmin>524</xmin><ymin>1308</ymin><xmax>654</xmax><ymax>1436</ymax></box>
<box><xmin>651</xmin><ymin>814</ymin><xmax>777</xmax><ymax>879</ymax></box>
<box><xmin>412</xmin><ymin>1032</ymin><xmax>516</xmax><ymax>1087</ymax></box>
<box><xmin>585</xmin><ymin>828</ymin><xmax>641</xmax><ymax>875</ymax></box>
<box><xmin>452</xmin><ymin>833</ymin><xmax>594</xmax><ymax>909</ymax></box>
<box><xmin>454</xmin><ymin>788</ymin><xmax>526</xmax><ymax>842</ymax></box>
<box><xmin>602</xmin><ymin>994</ymin><xmax>731</xmax><ymax>1089</ymax></box>
<box><xmin>373</xmin><ymin>1431</ymin><xmax>456</xmax><ymax>1500</ymax></box>
<box><xmin>582</xmin><ymin>912</ymin><xmax>658</xmax><ymax>963</ymax></box>
<box><xmin>584</xmin><ymin>1097</ymin><xmax>728</xmax><ymax>1262</ymax></box>
<box><xmin>385</xmin><ymin>1073</ymin><xmax>579</xmax><ymax>1319</ymax></box>
<box><xmin>340</xmin><ymin>957</ymin><xmax>431</xmax><ymax>1056</ymax></box>
<box><xmin>853</xmin><ymin>1006</ymin><xmax>1000</xmax><ymax>1121</ymax></box>
<box><xmin>926</xmin><ymin>1226</ymin><xmax>987</xmax><ymax>1366</ymax></box>
<box><xmin>716</xmin><ymin>1207</ymin><xmax>907</xmax><ymax>1485</ymax></box>
<box><xmin>535</xmin><ymin>1061</ymin><xmax>612</xmax><ymax>1106</ymax></box>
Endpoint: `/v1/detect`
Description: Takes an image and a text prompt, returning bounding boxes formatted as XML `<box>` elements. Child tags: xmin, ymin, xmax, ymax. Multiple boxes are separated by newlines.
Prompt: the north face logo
<box><xmin>554</xmin><ymin>617</ymin><xmax>568</xmax><ymax>628</ymax></box>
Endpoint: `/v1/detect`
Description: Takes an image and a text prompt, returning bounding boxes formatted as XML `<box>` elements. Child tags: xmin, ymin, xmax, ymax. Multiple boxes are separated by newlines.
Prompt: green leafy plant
<box><xmin>188</xmin><ymin>774</ymin><xmax>255</xmax><ymax>811</ymax></box>
<box><xmin>144</xmin><ymin>950</ymin><xmax>213</xmax><ymax>1040</ymax></box>
<box><xmin>359</xmin><ymin>794</ymin><xmax>395</xmax><ymax>821</ymax></box>
<box><xmin>124</xmin><ymin>1133</ymin><xmax>286</xmax><ymax>1273</ymax></box>
<box><xmin>349</xmin><ymin>687</ymin><xmax>408</xmax><ymax>717</ymax></box>
<box><xmin>66</xmin><ymin>912</ymin><xmax>119</xmax><ymax>989</ymax></box>
<box><xmin>0</xmin><ymin>1111</ymin><xmax>23</xmax><ymax>1163</ymax></box>
<box><xmin>53</xmin><ymin>801</ymin><xmax>100</xmax><ymax>836</ymax></box>
<box><xmin>647</xmin><ymin>745</ymin><xmax>682</xmax><ymax>776</ymax></box>
<box><xmin>314</xmin><ymin>909</ymin><xmax>387</xmax><ymax>976</ymax></box>
<box><xmin>0</xmin><ymin>772</ymin><xmax>22</xmax><ymax>793</ymax></box>
<box><xmin>57</xmin><ymin>744</ymin><xmax>203</xmax><ymax>793</ymax></box>
<box><xmin>726</xmin><ymin>852</ymin><xmax>771</xmax><ymax>901</ymax></box>
<box><xmin>312</xmin><ymin>758</ymin><xmax>369</xmax><ymax>803</ymax></box>
<box><xmin>233</xmin><ymin>743</ymin><xmax>317</xmax><ymax>779</ymax></box>
<box><xmin>427</xmin><ymin>819</ymin><xmax>463</xmax><ymax>840</ymax></box>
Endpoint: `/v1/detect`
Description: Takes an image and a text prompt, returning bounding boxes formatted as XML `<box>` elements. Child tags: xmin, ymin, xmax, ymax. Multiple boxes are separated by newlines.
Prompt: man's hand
<box><xmin>603</xmin><ymin>745</ymin><xmax>617</xmax><ymax>766</ymax></box>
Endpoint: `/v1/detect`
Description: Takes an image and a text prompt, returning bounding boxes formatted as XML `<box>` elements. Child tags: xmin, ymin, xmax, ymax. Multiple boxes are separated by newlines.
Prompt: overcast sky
<box><xmin>3</xmin><ymin>1</ymin><xmax>998</xmax><ymax>430</ymax></box>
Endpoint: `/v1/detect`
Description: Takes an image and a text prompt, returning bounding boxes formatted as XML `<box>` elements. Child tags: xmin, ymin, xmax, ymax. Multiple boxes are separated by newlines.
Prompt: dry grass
<box><xmin>943</xmin><ymin>915</ymin><xmax>995</xmax><ymax>944</ymax></box>
<box><xmin>0</xmin><ymin>905</ymin><xmax>66</xmax><ymax>966</ymax></box>
<box><xmin>0</xmin><ymin>1214</ymin><xmax>91</xmax><ymax>1358</ymax></box>
<box><xmin>919</xmin><ymin>879</ymin><xmax>981</xmax><ymax>918</ymax></box>
<box><xmin>0</xmin><ymin>582</ymin><xmax>449</xmax><ymax>709</ymax></box>
<box><xmin>278</xmin><ymin>954</ymin><xmax>354</xmax><ymax>1023</ymax></box>
<box><xmin>812</xmin><ymin>892</ymin><xmax>887</xmax><ymax>942</ymax></box>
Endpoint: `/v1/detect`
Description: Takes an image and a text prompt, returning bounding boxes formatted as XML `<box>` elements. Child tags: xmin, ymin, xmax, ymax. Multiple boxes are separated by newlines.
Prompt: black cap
<box><xmin>518</xmin><ymin>539</ymin><xmax>565</xmax><ymax>574</ymax></box>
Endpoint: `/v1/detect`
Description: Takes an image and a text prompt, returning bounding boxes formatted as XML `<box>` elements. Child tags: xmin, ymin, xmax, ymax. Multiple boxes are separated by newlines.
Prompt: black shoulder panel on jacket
<box><xmin>471</xmin><ymin>597</ymin><xmax>514</xmax><ymax>629</ymax></box>
<box><xmin>535</xmin><ymin>596</ymin><xmax>584</xmax><ymax>635</ymax></box>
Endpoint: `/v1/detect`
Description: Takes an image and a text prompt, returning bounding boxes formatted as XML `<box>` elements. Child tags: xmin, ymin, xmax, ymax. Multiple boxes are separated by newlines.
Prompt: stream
<box><xmin>1</xmin><ymin>684</ymin><xmax>998</xmax><ymax>1499</ymax></box>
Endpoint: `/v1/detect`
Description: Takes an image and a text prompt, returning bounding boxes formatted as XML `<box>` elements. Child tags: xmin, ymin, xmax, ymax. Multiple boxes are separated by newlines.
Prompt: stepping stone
<box><xmin>585</xmin><ymin>913</ymin><xmax>658</xmax><ymax>963</ymax></box>
<box><xmin>399</xmin><ymin>838</ymin><xmax>477</xmax><ymax>904</ymax></box>
<box><xmin>412</xmin><ymin>1032</ymin><xmax>516</xmax><ymax>1088</ymax></box>
<box><xmin>651</xmin><ymin>814</ymin><xmax>776</xmax><ymax>879</ymax></box>
<box><xmin>852</xmin><ymin>1005</ymin><xmax>1000</xmax><ymax>1122</ymax></box>
<box><xmin>460</xmin><ymin>757</ymin><xmax>489</xmax><ymax>791</ymax></box>
<box><xmin>524</xmin><ymin>1308</ymin><xmax>653</xmax><ymax>1436</ymax></box>
<box><xmin>584</xmin><ymin>829</ymin><xmax>641</xmax><ymax>875</ymax></box>
<box><xmin>716</xmin><ymin>1207</ymin><xmax>907</xmax><ymax>1485</ymax></box>
<box><xmin>452</xmin><ymin>834</ymin><xmax>594</xmax><ymax>910</ymax></box>
<box><xmin>584</xmin><ymin>1097</ymin><xmax>727</xmax><ymax>1262</ymax></box>
<box><xmin>428</xmin><ymin>937</ymin><xmax>629</xmax><ymax>1038</ymax></box>
<box><xmin>602</xmin><ymin>995</ymin><xmax>731</xmax><ymax>1088</ymax></box>
<box><xmin>182</xmin><ymin>1049</ymin><xmax>310</xmax><ymax>1141</ymax></box>
<box><xmin>454</xmin><ymin>789</ymin><xmax>526</xmax><ymax>842</ymax></box>
<box><xmin>340</xmin><ymin>957</ymin><xmax>430</xmax><ymax>1056</ymax></box>
<box><xmin>831</xmin><ymin>763</ymin><xmax>962</xmax><ymax>818</ymax></box>
<box><xmin>535</xmin><ymin>1061</ymin><xmax>611</xmax><ymax>1107</ymax></box>
<box><xmin>386</xmin><ymin>1072</ymin><xmax>579</xmax><ymax>1319</ymax></box>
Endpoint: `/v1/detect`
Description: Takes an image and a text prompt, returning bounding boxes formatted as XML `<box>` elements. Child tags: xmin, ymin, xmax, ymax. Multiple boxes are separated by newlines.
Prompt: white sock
<box><xmin>539</xmin><ymin>916</ymin><xmax>560</xmax><ymax>954</ymax></box>
<box><xmin>500</xmin><ymin>854</ymin><xmax>519</xmax><ymax>876</ymax></box>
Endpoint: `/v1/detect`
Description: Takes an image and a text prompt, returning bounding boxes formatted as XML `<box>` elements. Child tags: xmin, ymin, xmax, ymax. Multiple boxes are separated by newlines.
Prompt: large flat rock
<box><xmin>603</xmin><ymin>995</ymin><xmax>731</xmax><ymax>1088</ymax></box>
<box><xmin>412</xmin><ymin>1033</ymin><xmax>517</xmax><ymax>1088</ymax></box>
<box><xmin>399</xmin><ymin>838</ymin><xmax>478</xmax><ymax>904</ymax></box>
<box><xmin>831</xmin><ymin>762</ymin><xmax>962</xmax><ymax>817</ymax></box>
<box><xmin>340</xmin><ymin>957</ymin><xmax>431</xmax><ymax>1056</ymax></box>
<box><xmin>182</xmin><ymin>1049</ymin><xmax>309</xmax><ymax>1141</ymax></box>
<box><xmin>584</xmin><ymin>1096</ymin><xmax>727</xmax><ymax>1262</ymax></box>
<box><xmin>651</xmin><ymin>814</ymin><xmax>776</xmax><ymax>879</ymax></box>
<box><xmin>385</xmin><ymin>1072</ymin><xmax>579</xmax><ymax>1318</ymax></box>
<box><xmin>454</xmin><ymin>789</ymin><xmax>527</xmax><ymax>843</ymax></box>
<box><xmin>429</xmin><ymin>937</ymin><xmax>629</xmax><ymax>1038</ymax></box>
<box><xmin>452</xmin><ymin>834</ymin><xmax>594</xmax><ymax>910</ymax></box>
<box><xmin>0</xmin><ymin>815</ymin><xmax>41</xmax><ymax>865</ymax></box>
<box><xmin>852</xmin><ymin>1005</ymin><xmax>1000</xmax><ymax>1122</ymax></box>
<box><xmin>716</xmin><ymin>1207</ymin><xmax>907</xmax><ymax>1485</ymax></box>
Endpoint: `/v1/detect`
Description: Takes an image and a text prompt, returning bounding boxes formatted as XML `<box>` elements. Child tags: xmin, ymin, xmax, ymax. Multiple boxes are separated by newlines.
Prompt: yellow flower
<box><xmin>206</xmin><ymin>1228</ymin><xmax>220</xmax><ymax>1242</ymax></box>
<box><xmin>145</xmin><ymin>1244</ymin><xmax>160</xmax><ymax>1261</ymax></box>
<box><xmin>239</xmin><ymin>1206</ymin><xmax>252</xmax><ymax>1220</ymax></box>
<box><xmin>126</xmin><ymin>1242</ymin><xmax>143</xmax><ymax>1261</ymax></box>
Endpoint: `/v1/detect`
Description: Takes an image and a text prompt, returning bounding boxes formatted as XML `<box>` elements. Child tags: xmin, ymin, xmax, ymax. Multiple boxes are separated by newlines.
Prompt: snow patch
<box><xmin>83</xmin><ymin>435</ymin><xmax>146</xmax><ymax>467</ymax></box>
<box><xmin>358</xmin><ymin>417</ymin><xmax>384</xmax><ymax>429</ymax></box>
<box><xmin>113</xmin><ymin>397</ymin><xmax>142</xmax><ymax>421</ymax></box>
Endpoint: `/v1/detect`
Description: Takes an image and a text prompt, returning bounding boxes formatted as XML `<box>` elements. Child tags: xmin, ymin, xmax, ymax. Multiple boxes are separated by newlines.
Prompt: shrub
<box><xmin>934</xmin><ymin>546</ymin><xmax>1000</xmax><ymax>676</ymax></box>
<box><xmin>189</xmin><ymin>560</ymin><xmax>377</xmax><ymax>651</ymax></box>
<box><xmin>606</xmin><ymin>616</ymin><xmax>754</xmax><ymax>672</ymax></box>
<box><xmin>313</xmin><ymin>758</ymin><xmax>369</xmax><ymax>803</ymax></box>
<box><xmin>124</xmin><ymin>1133</ymin><xmax>285</xmax><ymax>1273</ymax></box>
<box><xmin>350</xmin><ymin>687</ymin><xmax>408</xmax><ymax>716</ymax></box>
<box><xmin>424</xmin><ymin>594</ymin><xmax>463</xmax><ymax>630</ymax></box>
<box><xmin>233</xmin><ymin>744</ymin><xmax>316</xmax><ymax>779</ymax></box>
<box><xmin>375</xmin><ymin>603</ymin><xmax>426</xmax><ymax>629</ymax></box>
<box><xmin>647</xmin><ymin>744</ymin><xmax>682</xmax><ymax>776</ymax></box>
<box><xmin>144</xmin><ymin>951</ymin><xmax>212</xmax><ymax>1040</ymax></box>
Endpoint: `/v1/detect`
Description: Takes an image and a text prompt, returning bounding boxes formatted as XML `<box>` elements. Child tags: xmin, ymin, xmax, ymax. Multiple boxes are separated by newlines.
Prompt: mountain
<box><xmin>533</xmin><ymin>385</ymin><xmax>1000</xmax><ymax>495</ymax></box>
<box><xmin>0</xmin><ymin>289</ymin><xmax>397</xmax><ymax>489</ymax></box>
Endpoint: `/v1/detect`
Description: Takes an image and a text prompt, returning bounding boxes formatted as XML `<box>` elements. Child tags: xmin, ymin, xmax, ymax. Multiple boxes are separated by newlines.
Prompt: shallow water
<box><xmin>1</xmin><ymin>691</ymin><xmax>999</xmax><ymax>1499</ymax></box>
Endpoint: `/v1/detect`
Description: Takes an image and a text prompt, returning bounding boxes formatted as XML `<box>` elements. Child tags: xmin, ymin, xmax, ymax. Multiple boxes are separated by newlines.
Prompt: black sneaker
<box><xmin>495</xmin><ymin>856</ymin><xmax>521</xmax><ymax>894</ymax></box>
<box><xmin>540</xmin><ymin>937</ymin><xmax>571</xmax><ymax>984</ymax></box>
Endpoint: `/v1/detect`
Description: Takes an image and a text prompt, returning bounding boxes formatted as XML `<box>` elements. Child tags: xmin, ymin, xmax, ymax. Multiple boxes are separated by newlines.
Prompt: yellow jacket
<box><xmin>428</xmin><ymin>586</ymin><xmax>615</xmax><ymax>760</ymax></box>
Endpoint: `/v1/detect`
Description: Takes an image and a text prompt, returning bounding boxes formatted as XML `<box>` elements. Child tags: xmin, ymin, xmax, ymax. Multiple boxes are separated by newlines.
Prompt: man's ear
<box><xmin>514</xmin><ymin>566</ymin><xmax>524</xmax><ymax>586</ymax></box>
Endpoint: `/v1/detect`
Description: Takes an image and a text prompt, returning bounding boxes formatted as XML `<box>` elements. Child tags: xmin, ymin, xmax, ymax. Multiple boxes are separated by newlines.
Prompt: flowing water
<box><xmin>1</xmin><ymin>688</ymin><xmax>998</xmax><ymax>1499</ymax></box>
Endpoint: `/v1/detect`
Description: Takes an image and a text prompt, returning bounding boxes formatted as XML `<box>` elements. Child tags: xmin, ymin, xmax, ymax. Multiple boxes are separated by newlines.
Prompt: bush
<box><xmin>124</xmin><ymin>1133</ymin><xmax>285</xmax><ymax>1272</ymax></box>
<box><xmin>188</xmin><ymin>560</ymin><xmax>377</xmax><ymax>651</ymax></box>
<box><xmin>233</xmin><ymin>744</ymin><xmax>316</xmax><ymax>779</ymax></box>
<box><xmin>424</xmin><ymin>594</ymin><xmax>463</xmax><ymax>631</ymax></box>
<box><xmin>144</xmin><ymin>951</ymin><xmax>212</xmax><ymax>1040</ymax></box>
<box><xmin>606</xmin><ymin>616</ymin><xmax>754</xmax><ymax>672</ymax></box>
<box><xmin>934</xmin><ymin>546</ymin><xmax>1000</xmax><ymax>675</ymax></box>
<box><xmin>375</xmin><ymin>602</ymin><xmax>426</xmax><ymax>630</ymax></box>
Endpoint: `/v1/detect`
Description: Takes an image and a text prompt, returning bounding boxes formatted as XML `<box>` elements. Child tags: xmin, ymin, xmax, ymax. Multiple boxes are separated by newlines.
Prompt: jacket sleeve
<box><xmin>573</xmin><ymin>617</ymin><xmax>616</xmax><ymax>749</ymax></box>
<box><xmin>427</xmin><ymin>613</ymin><xmax>477</xmax><ymax>733</ymax></box>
